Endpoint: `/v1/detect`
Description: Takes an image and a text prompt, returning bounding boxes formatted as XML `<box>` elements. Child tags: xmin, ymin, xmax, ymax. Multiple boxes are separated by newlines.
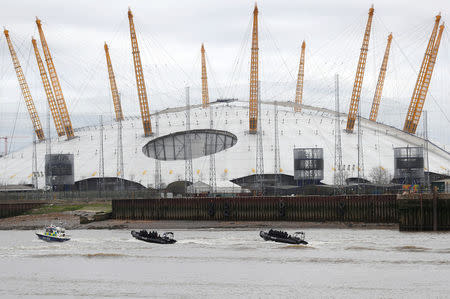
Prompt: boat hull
<box><xmin>131</xmin><ymin>231</ymin><xmax>176</xmax><ymax>244</ymax></box>
<box><xmin>36</xmin><ymin>233</ymin><xmax>70</xmax><ymax>242</ymax></box>
<box><xmin>259</xmin><ymin>231</ymin><xmax>308</xmax><ymax>245</ymax></box>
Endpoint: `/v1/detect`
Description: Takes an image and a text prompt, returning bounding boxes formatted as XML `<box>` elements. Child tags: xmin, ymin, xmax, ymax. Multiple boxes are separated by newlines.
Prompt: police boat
<box><xmin>36</xmin><ymin>225</ymin><xmax>70</xmax><ymax>242</ymax></box>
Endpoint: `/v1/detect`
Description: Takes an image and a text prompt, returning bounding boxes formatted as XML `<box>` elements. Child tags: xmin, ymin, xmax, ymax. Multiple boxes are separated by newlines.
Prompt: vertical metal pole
<box><xmin>154</xmin><ymin>111</ymin><xmax>161</xmax><ymax>190</ymax></box>
<box><xmin>424</xmin><ymin>110</ymin><xmax>430</xmax><ymax>192</ymax></box>
<box><xmin>117</xmin><ymin>116</ymin><xmax>124</xmax><ymax>191</ymax></box>
<box><xmin>184</xmin><ymin>87</ymin><xmax>193</xmax><ymax>194</ymax></box>
<box><xmin>334</xmin><ymin>74</ymin><xmax>343</xmax><ymax>189</ymax></box>
<box><xmin>255</xmin><ymin>80</ymin><xmax>264</xmax><ymax>194</ymax></box>
<box><xmin>209</xmin><ymin>103</ymin><xmax>216</xmax><ymax>194</ymax></box>
<box><xmin>357</xmin><ymin>107</ymin><xmax>360</xmax><ymax>194</ymax></box>
<box><xmin>274</xmin><ymin>101</ymin><xmax>280</xmax><ymax>195</ymax></box>
<box><xmin>32</xmin><ymin>133</ymin><xmax>38</xmax><ymax>190</ymax></box>
<box><xmin>357</xmin><ymin>99</ymin><xmax>364</xmax><ymax>193</ymax></box>
<box><xmin>46</xmin><ymin>106</ymin><xmax>52</xmax><ymax>197</ymax></box>
<box><xmin>99</xmin><ymin>115</ymin><xmax>105</xmax><ymax>194</ymax></box>
<box><xmin>117</xmin><ymin>93</ymin><xmax>124</xmax><ymax>192</ymax></box>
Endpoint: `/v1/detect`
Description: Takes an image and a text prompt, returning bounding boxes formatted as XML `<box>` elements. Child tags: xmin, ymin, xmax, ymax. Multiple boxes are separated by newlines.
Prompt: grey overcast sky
<box><xmin>1</xmin><ymin>0</ymin><xmax>450</xmax><ymax>147</ymax></box>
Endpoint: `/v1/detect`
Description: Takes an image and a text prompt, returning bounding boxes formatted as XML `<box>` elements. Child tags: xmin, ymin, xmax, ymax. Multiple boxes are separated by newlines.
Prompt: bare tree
<box><xmin>369</xmin><ymin>167</ymin><xmax>391</xmax><ymax>184</ymax></box>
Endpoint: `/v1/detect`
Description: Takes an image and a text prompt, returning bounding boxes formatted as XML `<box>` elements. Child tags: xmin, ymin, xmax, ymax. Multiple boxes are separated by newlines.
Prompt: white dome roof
<box><xmin>1</xmin><ymin>100</ymin><xmax>449</xmax><ymax>188</ymax></box>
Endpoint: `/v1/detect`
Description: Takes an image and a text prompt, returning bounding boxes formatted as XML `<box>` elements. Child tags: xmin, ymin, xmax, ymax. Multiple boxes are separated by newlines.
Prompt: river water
<box><xmin>0</xmin><ymin>228</ymin><xmax>449</xmax><ymax>298</ymax></box>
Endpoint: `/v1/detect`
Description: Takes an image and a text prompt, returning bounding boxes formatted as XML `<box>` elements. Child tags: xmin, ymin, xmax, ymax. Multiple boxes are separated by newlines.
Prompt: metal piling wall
<box><xmin>112</xmin><ymin>195</ymin><xmax>398</xmax><ymax>223</ymax></box>
<box><xmin>398</xmin><ymin>194</ymin><xmax>450</xmax><ymax>231</ymax></box>
<box><xmin>0</xmin><ymin>202</ymin><xmax>45</xmax><ymax>218</ymax></box>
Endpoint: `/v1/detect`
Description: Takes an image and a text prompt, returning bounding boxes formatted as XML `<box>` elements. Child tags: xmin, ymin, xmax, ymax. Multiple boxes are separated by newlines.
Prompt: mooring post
<box><xmin>433</xmin><ymin>187</ymin><xmax>438</xmax><ymax>231</ymax></box>
<box><xmin>420</xmin><ymin>194</ymin><xmax>423</xmax><ymax>231</ymax></box>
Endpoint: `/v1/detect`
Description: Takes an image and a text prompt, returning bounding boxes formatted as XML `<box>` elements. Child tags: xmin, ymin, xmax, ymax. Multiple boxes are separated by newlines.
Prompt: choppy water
<box><xmin>0</xmin><ymin>228</ymin><xmax>449</xmax><ymax>298</ymax></box>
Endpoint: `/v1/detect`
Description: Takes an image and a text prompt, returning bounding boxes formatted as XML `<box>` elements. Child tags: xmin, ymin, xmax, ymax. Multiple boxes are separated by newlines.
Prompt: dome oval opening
<box><xmin>142</xmin><ymin>129</ymin><xmax>237</xmax><ymax>161</ymax></box>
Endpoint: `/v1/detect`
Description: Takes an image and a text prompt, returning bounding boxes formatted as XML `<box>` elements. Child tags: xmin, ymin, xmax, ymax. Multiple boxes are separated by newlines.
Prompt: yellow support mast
<box><xmin>404</xmin><ymin>15</ymin><xmax>442</xmax><ymax>134</ymax></box>
<box><xmin>104</xmin><ymin>43</ymin><xmax>124</xmax><ymax>121</ymax></box>
<box><xmin>36</xmin><ymin>18</ymin><xmax>75</xmax><ymax>139</ymax></box>
<box><xmin>294</xmin><ymin>41</ymin><xmax>305</xmax><ymax>112</ymax></box>
<box><xmin>201</xmin><ymin>43</ymin><xmax>210</xmax><ymax>108</ymax></box>
<box><xmin>249</xmin><ymin>4</ymin><xmax>259</xmax><ymax>134</ymax></box>
<box><xmin>3</xmin><ymin>29</ymin><xmax>44</xmax><ymax>141</ymax></box>
<box><xmin>32</xmin><ymin>38</ymin><xmax>65</xmax><ymax>137</ymax></box>
<box><xmin>408</xmin><ymin>23</ymin><xmax>444</xmax><ymax>134</ymax></box>
<box><xmin>404</xmin><ymin>15</ymin><xmax>440</xmax><ymax>133</ymax></box>
<box><xmin>346</xmin><ymin>6</ymin><xmax>374</xmax><ymax>132</ymax></box>
<box><xmin>369</xmin><ymin>33</ymin><xmax>392</xmax><ymax>122</ymax></box>
<box><xmin>128</xmin><ymin>8</ymin><xmax>152</xmax><ymax>136</ymax></box>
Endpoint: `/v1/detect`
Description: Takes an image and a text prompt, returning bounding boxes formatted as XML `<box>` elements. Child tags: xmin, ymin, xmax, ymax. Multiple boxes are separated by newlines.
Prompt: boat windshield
<box><xmin>44</xmin><ymin>225</ymin><xmax>66</xmax><ymax>236</ymax></box>
<box><xmin>293</xmin><ymin>232</ymin><xmax>305</xmax><ymax>240</ymax></box>
<box><xmin>163</xmin><ymin>232</ymin><xmax>174</xmax><ymax>239</ymax></box>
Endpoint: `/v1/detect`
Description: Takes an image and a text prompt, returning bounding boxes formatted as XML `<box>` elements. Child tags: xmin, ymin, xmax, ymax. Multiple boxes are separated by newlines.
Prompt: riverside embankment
<box><xmin>2</xmin><ymin>194</ymin><xmax>450</xmax><ymax>231</ymax></box>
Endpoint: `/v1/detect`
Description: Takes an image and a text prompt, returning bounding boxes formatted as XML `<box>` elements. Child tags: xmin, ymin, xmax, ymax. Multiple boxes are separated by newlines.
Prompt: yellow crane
<box><xmin>294</xmin><ymin>41</ymin><xmax>306</xmax><ymax>112</ymax></box>
<box><xmin>249</xmin><ymin>4</ymin><xmax>259</xmax><ymax>134</ymax></box>
<box><xmin>3</xmin><ymin>29</ymin><xmax>45</xmax><ymax>141</ymax></box>
<box><xmin>404</xmin><ymin>16</ymin><xmax>443</xmax><ymax>134</ymax></box>
<box><xmin>128</xmin><ymin>8</ymin><xmax>152</xmax><ymax>136</ymax></box>
<box><xmin>201</xmin><ymin>43</ymin><xmax>209</xmax><ymax>108</ymax></box>
<box><xmin>369</xmin><ymin>33</ymin><xmax>392</xmax><ymax>122</ymax></box>
<box><xmin>31</xmin><ymin>38</ymin><xmax>65</xmax><ymax>137</ymax></box>
<box><xmin>36</xmin><ymin>18</ymin><xmax>74</xmax><ymax>139</ymax></box>
<box><xmin>346</xmin><ymin>6</ymin><xmax>374</xmax><ymax>132</ymax></box>
<box><xmin>104</xmin><ymin>43</ymin><xmax>124</xmax><ymax>121</ymax></box>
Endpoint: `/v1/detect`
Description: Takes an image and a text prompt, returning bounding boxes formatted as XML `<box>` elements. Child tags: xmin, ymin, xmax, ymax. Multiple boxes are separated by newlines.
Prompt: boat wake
<box><xmin>29</xmin><ymin>252</ymin><xmax>128</xmax><ymax>259</ymax></box>
<box><xmin>345</xmin><ymin>246</ymin><xmax>378</xmax><ymax>251</ymax></box>
<box><xmin>280</xmin><ymin>245</ymin><xmax>314</xmax><ymax>250</ymax></box>
<box><xmin>392</xmin><ymin>245</ymin><xmax>431</xmax><ymax>252</ymax></box>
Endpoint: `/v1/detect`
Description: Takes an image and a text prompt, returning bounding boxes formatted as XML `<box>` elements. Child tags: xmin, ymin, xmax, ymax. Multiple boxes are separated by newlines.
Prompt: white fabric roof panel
<box><xmin>0</xmin><ymin>101</ymin><xmax>449</xmax><ymax>188</ymax></box>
